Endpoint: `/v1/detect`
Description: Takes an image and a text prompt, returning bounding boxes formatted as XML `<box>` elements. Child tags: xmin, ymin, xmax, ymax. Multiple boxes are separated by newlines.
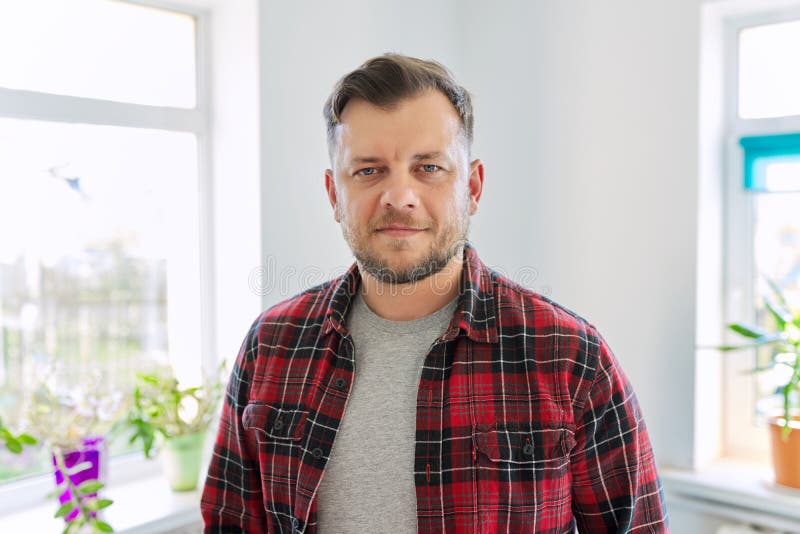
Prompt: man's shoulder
<box><xmin>249</xmin><ymin>276</ymin><xmax>341</xmax><ymax>334</ymax></box>
<box><xmin>489</xmin><ymin>269</ymin><xmax>599</xmax><ymax>337</ymax></box>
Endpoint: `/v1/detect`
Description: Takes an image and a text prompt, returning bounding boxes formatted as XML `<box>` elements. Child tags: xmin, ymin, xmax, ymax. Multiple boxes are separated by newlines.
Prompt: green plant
<box><xmin>0</xmin><ymin>416</ymin><xmax>36</xmax><ymax>453</ymax></box>
<box><xmin>125</xmin><ymin>362</ymin><xmax>226</xmax><ymax>458</ymax></box>
<box><xmin>24</xmin><ymin>371</ymin><xmax>125</xmax><ymax>450</ymax></box>
<box><xmin>719</xmin><ymin>279</ymin><xmax>800</xmax><ymax>438</ymax></box>
<box><xmin>50</xmin><ymin>446</ymin><xmax>114</xmax><ymax>533</ymax></box>
<box><xmin>22</xmin><ymin>369</ymin><xmax>123</xmax><ymax>533</ymax></box>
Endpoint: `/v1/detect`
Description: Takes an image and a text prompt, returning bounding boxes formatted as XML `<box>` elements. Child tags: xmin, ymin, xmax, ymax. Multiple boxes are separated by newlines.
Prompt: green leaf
<box><xmin>94</xmin><ymin>519</ymin><xmax>114</xmax><ymax>532</ymax></box>
<box><xmin>764</xmin><ymin>298</ymin><xmax>792</xmax><ymax>330</ymax></box>
<box><xmin>729</xmin><ymin>323</ymin><xmax>770</xmax><ymax>339</ymax></box>
<box><xmin>138</xmin><ymin>374</ymin><xmax>160</xmax><ymax>386</ymax></box>
<box><xmin>54</xmin><ymin>501</ymin><xmax>76</xmax><ymax>518</ymax></box>
<box><xmin>5</xmin><ymin>437</ymin><xmax>22</xmax><ymax>454</ymax></box>
<box><xmin>77</xmin><ymin>480</ymin><xmax>105</xmax><ymax>495</ymax></box>
<box><xmin>17</xmin><ymin>433</ymin><xmax>37</xmax><ymax>445</ymax></box>
<box><xmin>86</xmin><ymin>497</ymin><xmax>114</xmax><ymax>511</ymax></box>
<box><xmin>94</xmin><ymin>498</ymin><xmax>114</xmax><ymax>510</ymax></box>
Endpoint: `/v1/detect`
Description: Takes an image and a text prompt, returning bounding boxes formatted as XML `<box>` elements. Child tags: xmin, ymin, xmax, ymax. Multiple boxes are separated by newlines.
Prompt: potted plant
<box><xmin>123</xmin><ymin>362</ymin><xmax>225</xmax><ymax>491</ymax></box>
<box><xmin>719</xmin><ymin>279</ymin><xmax>800</xmax><ymax>489</ymax></box>
<box><xmin>23</xmin><ymin>370</ymin><xmax>124</xmax><ymax>533</ymax></box>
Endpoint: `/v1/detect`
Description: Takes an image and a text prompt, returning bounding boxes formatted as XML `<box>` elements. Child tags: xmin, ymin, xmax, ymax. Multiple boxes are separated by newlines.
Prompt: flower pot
<box><xmin>768</xmin><ymin>416</ymin><xmax>800</xmax><ymax>489</ymax></box>
<box><xmin>161</xmin><ymin>431</ymin><xmax>205</xmax><ymax>491</ymax></box>
<box><xmin>52</xmin><ymin>436</ymin><xmax>107</xmax><ymax>522</ymax></box>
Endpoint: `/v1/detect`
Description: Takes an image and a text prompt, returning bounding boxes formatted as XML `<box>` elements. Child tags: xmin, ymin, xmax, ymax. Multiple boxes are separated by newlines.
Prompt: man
<box><xmin>201</xmin><ymin>54</ymin><xmax>668</xmax><ymax>533</ymax></box>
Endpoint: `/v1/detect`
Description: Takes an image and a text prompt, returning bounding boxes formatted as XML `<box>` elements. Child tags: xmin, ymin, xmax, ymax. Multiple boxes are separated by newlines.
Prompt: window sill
<box><xmin>661</xmin><ymin>459</ymin><xmax>800</xmax><ymax>531</ymax></box>
<box><xmin>0</xmin><ymin>474</ymin><xmax>202</xmax><ymax>533</ymax></box>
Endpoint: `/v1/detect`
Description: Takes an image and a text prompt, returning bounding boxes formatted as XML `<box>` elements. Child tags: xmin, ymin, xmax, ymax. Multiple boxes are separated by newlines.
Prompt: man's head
<box><xmin>324</xmin><ymin>54</ymin><xmax>484</xmax><ymax>287</ymax></box>
<box><xmin>324</xmin><ymin>54</ymin><xmax>474</xmax><ymax>164</ymax></box>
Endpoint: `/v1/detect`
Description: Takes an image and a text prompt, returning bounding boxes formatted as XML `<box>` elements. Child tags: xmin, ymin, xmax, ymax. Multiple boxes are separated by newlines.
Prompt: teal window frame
<box><xmin>739</xmin><ymin>132</ymin><xmax>800</xmax><ymax>192</ymax></box>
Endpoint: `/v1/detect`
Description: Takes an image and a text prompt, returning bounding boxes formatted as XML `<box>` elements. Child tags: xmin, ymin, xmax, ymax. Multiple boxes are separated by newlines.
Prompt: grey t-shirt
<box><xmin>315</xmin><ymin>289</ymin><xmax>459</xmax><ymax>533</ymax></box>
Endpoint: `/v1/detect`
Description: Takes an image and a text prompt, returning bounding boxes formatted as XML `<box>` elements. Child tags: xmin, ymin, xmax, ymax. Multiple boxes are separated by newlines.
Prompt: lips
<box><xmin>378</xmin><ymin>225</ymin><xmax>422</xmax><ymax>231</ymax></box>
<box><xmin>376</xmin><ymin>225</ymin><xmax>426</xmax><ymax>237</ymax></box>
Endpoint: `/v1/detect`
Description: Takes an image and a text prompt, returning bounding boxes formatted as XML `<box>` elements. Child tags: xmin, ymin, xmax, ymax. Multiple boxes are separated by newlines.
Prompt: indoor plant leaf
<box><xmin>729</xmin><ymin>323</ymin><xmax>771</xmax><ymax>339</ymax></box>
<box><xmin>76</xmin><ymin>480</ymin><xmax>104</xmax><ymax>495</ymax></box>
<box><xmin>95</xmin><ymin>519</ymin><xmax>114</xmax><ymax>532</ymax></box>
<box><xmin>54</xmin><ymin>501</ymin><xmax>76</xmax><ymax>518</ymax></box>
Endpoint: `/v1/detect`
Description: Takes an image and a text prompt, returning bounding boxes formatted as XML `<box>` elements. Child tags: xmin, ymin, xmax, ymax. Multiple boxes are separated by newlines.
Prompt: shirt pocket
<box><xmin>242</xmin><ymin>402</ymin><xmax>308</xmax><ymax>512</ymax></box>
<box><xmin>472</xmin><ymin>426</ymin><xmax>574</xmax><ymax>520</ymax></box>
<box><xmin>242</xmin><ymin>402</ymin><xmax>308</xmax><ymax>442</ymax></box>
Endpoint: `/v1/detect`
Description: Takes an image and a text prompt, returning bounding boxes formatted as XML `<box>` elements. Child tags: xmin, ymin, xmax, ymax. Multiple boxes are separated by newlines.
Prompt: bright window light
<box><xmin>0</xmin><ymin>117</ymin><xmax>202</xmax><ymax>483</ymax></box>
<box><xmin>0</xmin><ymin>0</ymin><xmax>196</xmax><ymax>107</ymax></box>
<box><xmin>764</xmin><ymin>159</ymin><xmax>800</xmax><ymax>192</ymax></box>
<box><xmin>753</xmin><ymin>191</ymin><xmax>800</xmax><ymax>402</ymax></box>
<box><xmin>739</xmin><ymin>19</ymin><xmax>800</xmax><ymax>119</ymax></box>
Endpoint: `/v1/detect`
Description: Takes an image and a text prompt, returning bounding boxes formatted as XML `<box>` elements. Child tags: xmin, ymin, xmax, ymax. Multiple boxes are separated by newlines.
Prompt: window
<box><xmin>0</xmin><ymin>0</ymin><xmax>212</xmax><ymax>500</ymax></box>
<box><xmin>723</xmin><ymin>12</ymin><xmax>800</xmax><ymax>459</ymax></box>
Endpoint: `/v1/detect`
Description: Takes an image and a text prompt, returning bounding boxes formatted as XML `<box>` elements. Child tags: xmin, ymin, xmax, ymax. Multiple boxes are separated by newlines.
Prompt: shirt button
<box><xmin>291</xmin><ymin>517</ymin><xmax>300</xmax><ymax>532</ymax></box>
<box><xmin>273</xmin><ymin>418</ymin><xmax>284</xmax><ymax>431</ymax></box>
<box><xmin>312</xmin><ymin>447</ymin><xmax>323</xmax><ymax>459</ymax></box>
<box><xmin>334</xmin><ymin>377</ymin><xmax>346</xmax><ymax>389</ymax></box>
<box><xmin>523</xmin><ymin>443</ymin><xmax>534</xmax><ymax>456</ymax></box>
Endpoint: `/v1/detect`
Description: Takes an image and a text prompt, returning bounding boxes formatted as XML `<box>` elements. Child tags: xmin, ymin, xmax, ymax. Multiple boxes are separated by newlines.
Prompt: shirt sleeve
<box><xmin>201</xmin><ymin>318</ymin><xmax>267</xmax><ymax>533</ymax></box>
<box><xmin>570</xmin><ymin>329</ymin><xmax>669</xmax><ymax>533</ymax></box>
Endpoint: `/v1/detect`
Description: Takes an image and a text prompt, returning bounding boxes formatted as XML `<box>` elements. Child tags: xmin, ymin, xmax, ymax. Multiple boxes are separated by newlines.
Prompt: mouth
<box><xmin>376</xmin><ymin>226</ymin><xmax>426</xmax><ymax>237</ymax></box>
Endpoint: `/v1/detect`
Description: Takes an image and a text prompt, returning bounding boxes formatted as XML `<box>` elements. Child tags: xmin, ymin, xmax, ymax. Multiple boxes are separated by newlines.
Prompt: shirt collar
<box><xmin>322</xmin><ymin>241</ymin><xmax>499</xmax><ymax>343</ymax></box>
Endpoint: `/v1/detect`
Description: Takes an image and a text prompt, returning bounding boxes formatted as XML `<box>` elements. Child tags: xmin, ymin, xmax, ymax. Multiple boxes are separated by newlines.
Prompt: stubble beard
<box><xmin>337</xmin><ymin>197</ymin><xmax>470</xmax><ymax>287</ymax></box>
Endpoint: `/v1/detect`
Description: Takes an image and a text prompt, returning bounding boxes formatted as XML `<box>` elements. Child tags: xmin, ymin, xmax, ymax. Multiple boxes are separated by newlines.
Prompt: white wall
<box><xmin>258</xmin><ymin>0</ymin><xmax>462</xmax><ymax>304</ymax></box>
<box><xmin>457</xmin><ymin>0</ymin><xmax>702</xmax><ymax>471</ymax></box>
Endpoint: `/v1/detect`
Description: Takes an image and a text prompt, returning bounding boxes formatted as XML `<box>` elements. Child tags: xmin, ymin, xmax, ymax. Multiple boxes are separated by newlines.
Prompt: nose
<box><xmin>379</xmin><ymin>170</ymin><xmax>419</xmax><ymax>212</ymax></box>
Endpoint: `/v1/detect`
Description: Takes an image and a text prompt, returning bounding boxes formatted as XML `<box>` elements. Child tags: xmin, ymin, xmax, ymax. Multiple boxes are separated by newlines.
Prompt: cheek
<box><xmin>337</xmin><ymin>197</ymin><xmax>368</xmax><ymax>226</ymax></box>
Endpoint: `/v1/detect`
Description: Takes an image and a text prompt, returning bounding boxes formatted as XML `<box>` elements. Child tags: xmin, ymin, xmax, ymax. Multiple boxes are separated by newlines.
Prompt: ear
<box><xmin>467</xmin><ymin>159</ymin><xmax>484</xmax><ymax>216</ymax></box>
<box><xmin>325</xmin><ymin>169</ymin><xmax>341</xmax><ymax>223</ymax></box>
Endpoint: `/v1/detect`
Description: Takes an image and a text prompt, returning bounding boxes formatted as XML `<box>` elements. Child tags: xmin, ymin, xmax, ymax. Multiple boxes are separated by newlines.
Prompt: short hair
<box><xmin>323</xmin><ymin>53</ymin><xmax>474</xmax><ymax>162</ymax></box>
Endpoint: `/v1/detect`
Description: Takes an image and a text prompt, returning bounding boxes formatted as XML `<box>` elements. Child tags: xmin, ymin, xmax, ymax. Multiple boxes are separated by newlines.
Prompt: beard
<box><xmin>337</xmin><ymin>192</ymin><xmax>470</xmax><ymax>286</ymax></box>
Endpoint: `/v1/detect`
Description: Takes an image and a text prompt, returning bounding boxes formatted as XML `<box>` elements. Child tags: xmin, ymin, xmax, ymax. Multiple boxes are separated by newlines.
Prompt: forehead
<box><xmin>336</xmin><ymin>90</ymin><xmax>463</xmax><ymax>160</ymax></box>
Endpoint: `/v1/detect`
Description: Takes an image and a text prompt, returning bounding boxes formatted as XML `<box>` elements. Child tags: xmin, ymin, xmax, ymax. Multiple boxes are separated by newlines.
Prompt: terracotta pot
<box><xmin>767</xmin><ymin>416</ymin><xmax>800</xmax><ymax>489</ymax></box>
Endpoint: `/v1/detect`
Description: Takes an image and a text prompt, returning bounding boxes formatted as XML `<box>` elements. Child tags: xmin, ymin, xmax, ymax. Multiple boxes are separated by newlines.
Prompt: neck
<box><xmin>358</xmin><ymin>253</ymin><xmax>463</xmax><ymax>321</ymax></box>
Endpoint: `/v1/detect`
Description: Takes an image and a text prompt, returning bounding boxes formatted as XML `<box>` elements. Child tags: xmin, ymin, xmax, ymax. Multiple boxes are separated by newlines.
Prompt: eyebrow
<box><xmin>348</xmin><ymin>151</ymin><xmax>447</xmax><ymax>166</ymax></box>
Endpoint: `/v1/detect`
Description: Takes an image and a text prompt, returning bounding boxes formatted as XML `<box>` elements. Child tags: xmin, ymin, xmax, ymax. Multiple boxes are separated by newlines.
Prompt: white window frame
<box><xmin>721</xmin><ymin>7</ymin><xmax>800</xmax><ymax>460</ymax></box>
<box><xmin>0</xmin><ymin>0</ymin><xmax>239</xmax><ymax>515</ymax></box>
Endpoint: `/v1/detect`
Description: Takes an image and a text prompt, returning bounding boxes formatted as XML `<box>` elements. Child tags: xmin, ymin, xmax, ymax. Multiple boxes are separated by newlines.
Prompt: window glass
<box><xmin>752</xmin><ymin>191</ymin><xmax>800</xmax><ymax>413</ymax></box>
<box><xmin>739</xmin><ymin>19</ymin><xmax>800</xmax><ymax>119</ymax></box>
<box><xmin>0</xmin><ymin>117</ymin><xmax>201</xmax><ymax>482</ymax></box>
<box><xmin>0</xmin><ymin>0</ymin><xmax>196</xmax><ymax>107</ymax></box>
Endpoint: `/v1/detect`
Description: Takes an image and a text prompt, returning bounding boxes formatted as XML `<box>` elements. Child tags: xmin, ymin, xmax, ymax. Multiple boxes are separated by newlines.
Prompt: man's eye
<box><xmin>421</xmin><ymin>164</ymin><xmax>441</xmax><ymax>173</ymax></box>
<box><xmin>356</xmin><ymin>167</ymin><xmax>377</xmax><ymax>176</ymax></box>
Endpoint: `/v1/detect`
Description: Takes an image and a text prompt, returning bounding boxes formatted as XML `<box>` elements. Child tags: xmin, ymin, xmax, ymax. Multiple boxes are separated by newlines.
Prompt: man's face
<box><xmin>325</xmin><ymin>90</ymin><xmax>483</xmax><ymax>286</ymax></box>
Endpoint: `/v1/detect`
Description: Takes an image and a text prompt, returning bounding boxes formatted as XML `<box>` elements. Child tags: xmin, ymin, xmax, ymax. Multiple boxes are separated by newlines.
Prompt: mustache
<box><xmin>371</xmin><ymin>215</ymin><xmax>433</xmax><ymax>231</ymax></box>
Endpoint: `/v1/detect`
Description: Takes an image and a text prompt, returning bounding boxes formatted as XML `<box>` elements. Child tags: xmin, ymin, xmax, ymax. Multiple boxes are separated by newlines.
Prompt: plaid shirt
<box><xmin>201</xmin><ymin>243</ymin><xmax>668</xmax><ymax>533</ymax></box>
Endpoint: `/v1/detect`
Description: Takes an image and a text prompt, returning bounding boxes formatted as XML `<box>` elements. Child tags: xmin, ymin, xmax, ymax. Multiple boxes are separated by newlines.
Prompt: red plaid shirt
<box><xmin>201</xmin><ymin>243</ymin><xmax>668</xmax><ymax>533</ymax></box>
